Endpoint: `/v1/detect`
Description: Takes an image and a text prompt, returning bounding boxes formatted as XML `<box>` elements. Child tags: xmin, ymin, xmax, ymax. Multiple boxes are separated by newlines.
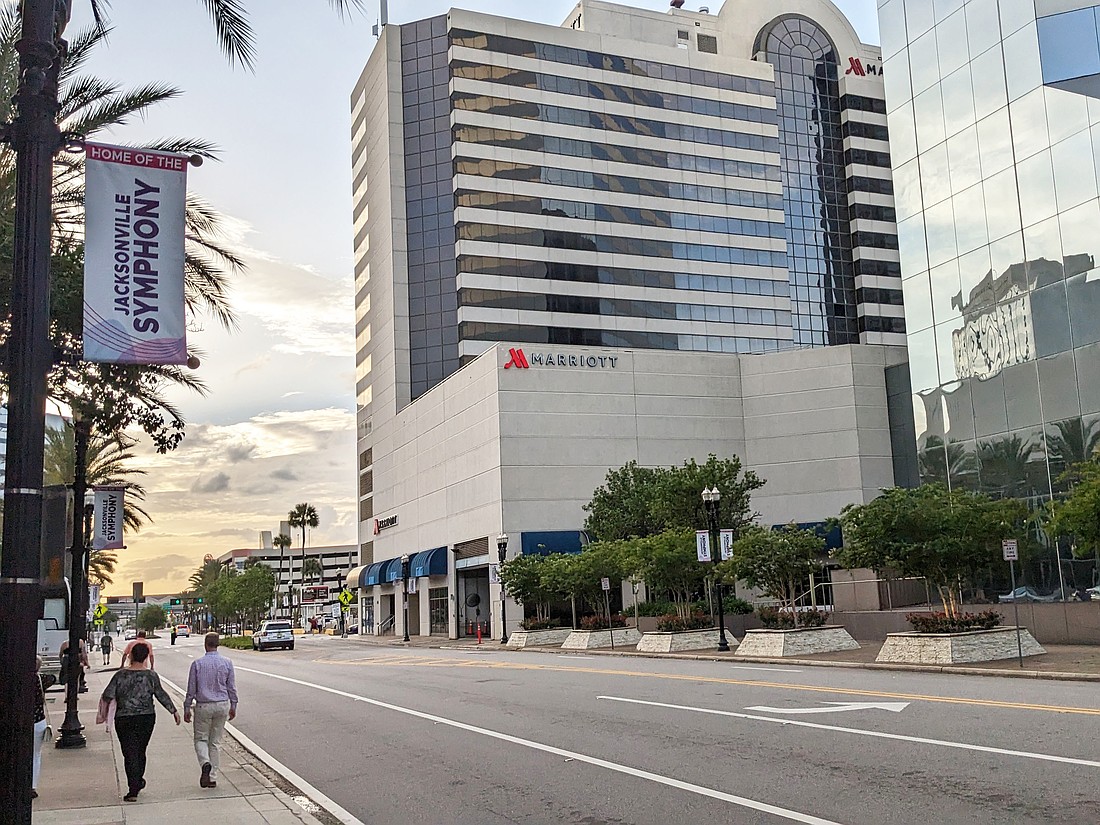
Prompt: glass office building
<box><xmin>879</xmin><ymin>0</ymin><xmax>1100</xmax><ymax>590</ymax></box>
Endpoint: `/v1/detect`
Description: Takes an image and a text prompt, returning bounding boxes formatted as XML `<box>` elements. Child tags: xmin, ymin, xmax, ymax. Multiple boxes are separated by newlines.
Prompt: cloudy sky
<box><xmin>74</xmin><ymin>0</ymin><xmax>878</xmax><ymax>595</ymax></box>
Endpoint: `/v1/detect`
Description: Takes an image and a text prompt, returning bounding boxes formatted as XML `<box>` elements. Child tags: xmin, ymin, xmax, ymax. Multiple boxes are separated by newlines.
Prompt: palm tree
<box><xmin>978</xmin><ymin>435</ymin><xmax>1036</xmax><ymax>499</ymax></box>
<box><xmin>42</xmin><ymin>423</ymin><xmax>152</xmax><ymax>532</ymax></box>
<box><xmin>918</xmin><ymin>435</ymin><xmax>978</xmax><ymax>488</ymax></box>
<box><xmin>1048</xmin><ymin>418</ymin><xmax>1100</xmax><ymax>469</ymax></box>
<box><xmin>87</xmin><ymin>547</ymin><xmax>117</xmax><ymax>586</ymax></box>
<box><xmin>273</xmin><ymin>533</ymin><xmax>292</xmax><ymax>617</ymax></box>
<box><xmin>288</xmin><ymin>503</ymin><xmax>319</xmax><ymax>624</ymax></box>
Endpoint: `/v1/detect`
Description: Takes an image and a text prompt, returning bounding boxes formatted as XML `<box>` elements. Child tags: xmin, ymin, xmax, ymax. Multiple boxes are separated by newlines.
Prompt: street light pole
<box><xmin>702</xmin><ymin>487</ymin><xmax>731</xmax><ymax>652</ymax></box>
<box><xmin>0</xmin><ymin>3</ymin><xmax>73</xmax><ymax>818</ymax></box>
<box><xmin>57</xmin><ymin>416</ymin><xmax>91</xmax><ymax>749</ymax></box>
<box><xmin>496</xmin><ymin>532</ymin><xmax>509</xmax><ymax>644</ymax></box>
<box><xmin>400</xmin><ymin>554</ymin><xmax>410</xmax><ymax>642</ymax></box>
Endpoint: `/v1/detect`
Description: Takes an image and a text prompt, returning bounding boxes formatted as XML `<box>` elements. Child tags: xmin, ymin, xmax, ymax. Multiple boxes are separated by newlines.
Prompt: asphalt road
<box><xmin>151</xmin><ymin>634</ymin><xmax>1100</xmax><ymax>825</ymax></box>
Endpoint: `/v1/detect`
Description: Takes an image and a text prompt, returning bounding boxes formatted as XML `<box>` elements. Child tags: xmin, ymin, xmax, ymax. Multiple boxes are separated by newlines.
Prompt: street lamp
<box><xmin>702</xmin><ymin>486</ymin><xmax>731</xmax><ymax>652</ymax></box>
<box><xmin>496</xmin><ymin>532</ymin><xmax>509</xmax><ymax>644</ymax></box>
<box><xmin>400</xmin><ymin>554</ymin><xmax>410</xmax><ymax>642</ymax></box>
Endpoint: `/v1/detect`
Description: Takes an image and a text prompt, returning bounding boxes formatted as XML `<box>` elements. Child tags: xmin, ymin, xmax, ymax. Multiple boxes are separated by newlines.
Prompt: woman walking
<box><xmin>99</xmin><ymin>644</ymin><xmax>180</xmax><ymax>801</ymax></box>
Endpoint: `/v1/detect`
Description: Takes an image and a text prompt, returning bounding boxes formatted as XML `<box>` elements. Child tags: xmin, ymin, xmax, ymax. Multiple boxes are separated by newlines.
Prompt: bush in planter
<box><xmin>757</xmin><ymin>607</ymin><xmax>829</xmax><ymax>629</ymax></box>
<box><xmin>579</xmin><ymin>613</ymin><xmax>628</xmax><ymax>630</ymax></box>
<box><xmin>655</xmin><ymin>612</ymin><xmax>713</xmax><ymax>632</ymax></box>
<box><xmin>723</xmin><ymin>596</ymin><xmax>755</xmax><ymax>615</ymax></box>
<box><xmin>519</xmin><ymin>617</ymin><xmax>561</xmax><ymax>631</ymax></box>
<box><xmin>906</xmin><ymin>610</ymin><xmax>1002</xmax><ymax>633</ymax></box>
<box><xmin>622</xmin><ymin>600</ymin><xmax>676</xmax><ymax>618</ymax></box>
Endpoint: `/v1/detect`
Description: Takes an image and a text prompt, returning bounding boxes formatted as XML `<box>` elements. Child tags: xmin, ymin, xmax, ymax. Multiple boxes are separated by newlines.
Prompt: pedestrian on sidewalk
<box><xmin>184</xmin><ymin>632</ymin><xmax>238</xmax><ymax>789</ymax></box>
<box><xmin>32</xmin><ymin>655</ymin><xmax>51</xmax><ymax>800</ymax></box>
<box><xmin>59</xmin><ymin>638</ymin><xmax>89</xmax><ymax>695</ymax></box>
<box><xmin>100</xmin><ymin>633</ymin><xmax>114</xmax><ymax>666</ymax></box>
<box><xmin>100</xmin><ymin>644</ymin><xmax>180</xmax><ymax>801</ymax></box>
<box><xmin>120</xmin><ymin>629</ymin><xmax>155</xmax><ymax>670</ymax></box>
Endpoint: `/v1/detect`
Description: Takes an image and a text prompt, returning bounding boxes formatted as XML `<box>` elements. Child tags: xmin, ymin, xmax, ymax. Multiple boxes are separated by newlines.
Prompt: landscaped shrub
<box><xmin>906</xmin><ymin>610</ymin><xmax>1002</xmax><ymax>634</ymax></box>
<box><xmin>622</xmin><ymin>600</ymin><xmax>676</xmax><ymax>618</ymax></box>
<box><xmin>723</xmin><ymin>596</ymin><xmax>755</xmax><ymax>615</ymax></box>
<box><xmin>220</xmin><ymin>636</ymin><xmax>254</xmax><ymax>650</ymax></box>
<box><xmin>655</xmin><ymin>612</ymin><xmax>713</xmax><ymax>632</ymax></box>
<box><xmin>519</xmin><ymin>617</ymin><xmax>561</xmax><ymax>631</ymax></box>
<box><xmin>579</xmin><ymin>613</ymin><xmax>628</xmax><ymax>630</ymax></box>
<box><xmin>757</xmin><ymin>607</ymin><xmax>828</xmax><ymax>629</ymax></box>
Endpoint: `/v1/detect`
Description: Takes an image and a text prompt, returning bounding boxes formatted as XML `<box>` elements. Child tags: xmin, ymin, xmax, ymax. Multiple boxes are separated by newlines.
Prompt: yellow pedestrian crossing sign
<box><xmin>338</xmin><ymin>588</ymin><xmax>354</xmax><ymax>607</ymax></box>
<box><xmin>93</xmin><ymin>604</ymin><xmax>107</xmax><ymax>620</ymax></box>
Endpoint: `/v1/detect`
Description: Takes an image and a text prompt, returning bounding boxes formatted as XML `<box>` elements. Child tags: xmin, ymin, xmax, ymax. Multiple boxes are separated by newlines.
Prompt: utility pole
<box><xmin>0</xmin><ymin>2</ymin><xmax>72</xmax><ymax>821</ymax></box>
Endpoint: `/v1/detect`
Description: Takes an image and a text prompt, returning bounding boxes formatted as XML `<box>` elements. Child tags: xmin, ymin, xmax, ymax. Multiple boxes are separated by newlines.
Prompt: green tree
<box><xmin>288</xmin><ymin>503</ymin><xmax>319</xmax><ymax>621</ymax></box>
<box><xmin>1047</xmin><ymin>460</ymin><xmax>1100</xmax><ymax>561</ymax></box>
<box><xmin>1047</xmin><ymin>418</ymin><xmax>1100</xmax><ymax>474</ymax></box>
<box><xmin>232</xmin><ymin>564</ymin><xmax>277</xmax><ymax>629</ymax></box>
<box><xmin>618</xmin><ymin>529</ymin><xmax>708</xmax><ymax>620</ymax></box>
<box><xmin>584</xmin><ymin>454</ymin><xmax>763</xmax><ymax>540</ymax></box>
<box><xmin>499</xmin><ymin>554</ymin><xmax>554</xmax><ymax>624</ymax></box>
<box><xmin>836</xmin><ymin>484</ymin><xmax>1025</xmax><ymax>618</ymax></box>
<box><xmin>718</xmin><ymin>525</ymin><xmax>824</xmax><ymax>625</ymax></box>
<box><xmin>301</xmin><ymin>557</ymin><xmax>324</xmax><ymax>582</ymax></box>
<box><xmin>273</xmin><ymin>533</ymin><xmax>292</xmax><ymax>615</ymax></box>
<box><xmin>135</xmin><ymin>603</ymin><xmax>167</xmax><ymax>632</ymax></box>
<box><xmin>87</xmin><ymin>548</ymin><xmax>117</xmax><ymax>586</ymax></box>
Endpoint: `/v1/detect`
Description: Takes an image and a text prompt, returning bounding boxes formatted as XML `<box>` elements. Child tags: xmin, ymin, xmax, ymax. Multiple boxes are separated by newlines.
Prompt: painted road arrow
<box><xmin>745</xmin><ymin>702</ymin><xmax>910</xmax><ymax>715</ymax></box>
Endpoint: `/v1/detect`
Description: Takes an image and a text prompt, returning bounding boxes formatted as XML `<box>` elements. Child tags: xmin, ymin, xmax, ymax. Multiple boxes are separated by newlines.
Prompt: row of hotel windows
<box><xmin>456</xmin><ymin>255</ymin><xmax>791</xmax><ymax>297</ymax></box>
<box><xmin>458</xmin><ymin>321</ymin><xmax>789</xmax><ymax>354</ymax></box>
<box><xmin>455</xmin><ymin>191</ymin><xmax>787</xmax><ymax>239</ymax></box>
<box><xmin>452</xmin><ymin>94</ymin><xmax>780</xmax><ymax>154</ymax></box>
<box><xmin>456</xmin><ymin>223</ymin><xmax>788</xmax><ymax>268</ymax></box>
<box><xmin>449</xmin><ymin>29</ymin><xmax>776</xmax><ymax>97</ymax></box>
<box><xmin>452</xmin><ymin>61</ymin><xmax>776</xmax><ymax>123</ymax></box>
<box><xmin>453</xmin><ymin>157</ymin><xmax>781</xmax><ymax>209</ymax></box>
<box><xmin>457</xmin><ymin>288</ymin><xmax>792</xmax><ymax>327</ymax></box>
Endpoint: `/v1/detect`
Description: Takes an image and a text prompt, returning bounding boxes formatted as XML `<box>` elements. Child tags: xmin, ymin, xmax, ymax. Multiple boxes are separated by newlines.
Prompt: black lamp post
<box><xmin>57</xmin><ymin>416</ymin><xmax>91</xmax><ymax>749</ymax></box>
<box><xmin>400</xmin><ymin>554</ymin><xmax>410</xmax><ymax>642</ymax></box>
<box><xmin>702</xmin><ymin>486</ymin><xmax>730</xmax><ymax>652</ymax></box>
<box><xmin>496</xmin><ymin>532</ymin><xmax>509</xmax><ymax>644</ymax></box>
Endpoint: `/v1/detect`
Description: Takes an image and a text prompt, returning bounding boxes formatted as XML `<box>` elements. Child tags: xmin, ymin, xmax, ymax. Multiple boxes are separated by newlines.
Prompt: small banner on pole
<box><xmin>83</xmin><ymin>142</ymin><xmax>189</xmax><ymax>365</ymax></box>
<box><xmin>93</xmin><ymin>486</ymin><xmax>126</xmax><ymax>550</ymax></box>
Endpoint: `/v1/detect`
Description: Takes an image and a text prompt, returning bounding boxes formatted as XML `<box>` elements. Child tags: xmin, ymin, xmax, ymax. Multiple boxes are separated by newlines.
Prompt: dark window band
<box><xmin>858</xmin><ymin>315</ymin><xmax>907</xmax><ymax>334</ymax></box>
<box><xmin>851</xmin><ymin>202</ymin><xmax>897</xmax><ymax>223</ymax></box>
<box><xmin>840</xmin><ymin>94</ymin><xmax>888</xmax><ymax>115</ymax></box>
<box><xmin>855</xmin><ymin>287</ymin><xmax>905</xmax><ymax>306</ymax></box>
<box><xmin>850</xmin><ymin>175</ymin><xmax>894</xmax><ymax>196</ymax></box>
<box><xmin>842</xmin><ymin>120</ymin><xmax>890</xmax><ymax>142</ymax></box>
<box><xmin>844</xmin><ymin>147</ymin><xmax>892</xmax><ymax>168</ymax></box>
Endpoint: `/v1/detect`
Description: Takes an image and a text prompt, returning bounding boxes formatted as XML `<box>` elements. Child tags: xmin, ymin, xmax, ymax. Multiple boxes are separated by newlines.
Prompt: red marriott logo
<box><xmin>503</xmin><ymin>348</ymin><xmax>530</xmax><ymax>369</ymax></box>
<box><xmin>845</xmin><ymin>57</ymin><xmax>881</xmax><ymax>77</ymax></box>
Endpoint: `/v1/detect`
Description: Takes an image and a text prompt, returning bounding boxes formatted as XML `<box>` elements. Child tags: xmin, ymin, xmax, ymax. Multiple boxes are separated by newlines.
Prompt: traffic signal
<box><xmin>170</xmin><ymin>598</ymin><xmax>182</xmax><ymax>606</ymax></box>
<box><xmin>196</xmin><ymin>597</ymin><xmax>204</xmax><ymax>604</ymax></box>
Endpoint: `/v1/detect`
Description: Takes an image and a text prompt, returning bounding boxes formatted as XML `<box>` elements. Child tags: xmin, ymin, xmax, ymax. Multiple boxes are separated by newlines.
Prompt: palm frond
<box><xmin>63</xmin><ymin>83</ymin><xmax>182</xmax><ymax>137</ymax></box>
<box><xmin>184</xmin><ymin>252</ymin><xmax>238</xmax><ymax>330</ymax></box>
<box><xmin>141</xmin><ymin>137</ymin><xmax>221</xmax><ymax>160</ymax></box>
<box><xmin>59</xmin><ymin>75</ymin><xmax>121</xmax><ymax>121</ymax></box>
<box><xmin>60</xmin><ymin>25</ymin><xmax>112</xmax><ymax>84</ymax></box>
<box><xmin>201</xmin><ymin>0</ymin><xmax>256</xmax><ymax>71</ymax></box>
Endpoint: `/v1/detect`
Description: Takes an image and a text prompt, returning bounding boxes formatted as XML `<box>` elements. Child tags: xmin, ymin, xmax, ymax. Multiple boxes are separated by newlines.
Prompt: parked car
<box><xmin>175</xmin><ymin>624</ymin><xmax>191</xmax><ymax>637</ymax></box>
<box><xmin>251</xmin><ymin>620</ymin><xmax>294</xmax><ymax>651</ymax></box>
<box><xmin>123</xmin><ymin>629</ymin><xmax>137</xmax><ymax>640</ymax></box>
<box><xmin>998</xmin><ymin>586</ymin><xmax>1058</xmax><ymax>603</ymax></box>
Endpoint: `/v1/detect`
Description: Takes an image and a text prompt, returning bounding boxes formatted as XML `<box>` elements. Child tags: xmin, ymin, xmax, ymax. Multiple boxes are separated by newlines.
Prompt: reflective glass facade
<box><xmin>881</xmin><ymin>0</ymin><xmax>1100</xmax><ymax>590</ymax></box>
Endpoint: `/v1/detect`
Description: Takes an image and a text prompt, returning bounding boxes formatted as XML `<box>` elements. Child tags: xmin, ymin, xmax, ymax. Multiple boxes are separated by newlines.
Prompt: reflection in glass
<box><xmin>924</xmin><ymin>199</ymin><xmax>957</xmax><ymax>268</ymax></box>
<box><xmin>908</xmin><ymin>327</ymin><xmax>939</xmax><ymax>392</ymax></box>
<box><xmin>1015</xmin><ymin>151</ymin><xmax>1056</xmax><ymax>228</ymax></box>
<box><xmin>1059</xmin><ymin>199</ymin><xmax>1100</xmax><ymax>279</ymax></box>
<box><xmin>1044</xmin><ymin>86</ymin><xmax>1090</xmax><ymax>146</ymax></box>
<box><xmin>929</xmin><ymin>259</ymin><xmax>961</xmax><ymax>324</ymax></box>
<box><xmin>1051</xmin><ymin>131</ymin><xmax>1097</xmax><ymax>211</ymax></box>
<box><xmin>971</xmin><ymin>47</ymin><xmax>1008</xmax><ymax>121</ymax></box>
<box><xmin>1002</xmin><ymin>23</ymin><xmax>1042</xmax><ymax>103</ymax></box>
<box><xmin>897</xmin><ymin>212</ymin><xmax>929</xmax><ymax>274</ymax></box>
<box><xmin>902</xmin><ymin>273</ymin><xmax>934</xmax><ymax>332</ymax></box>
<box><xmin>878</xmin><ymin>0</ymin><xmax>908</xmax><ymax>61</ymax></box>
<box><xmin>935</xmin><ymin>8</ymin><xmax>969</xmax><ymax>79</ymax></box>
<box><xmin>1036</xmin><ymin>9</ymin><xmax>1100</xmax><ymax>85</ymax></box>
<box><xmin>1078</xmin><ymin>343</ymin><xmax>1100</xmax><ymax>414</ymax></box>
<box><xmin>1032</xmin><ymin>283</ymin><xmax>1073</xmax><ymax>358</ymax></box>
<box><xmin>998</xmin><ymin>0</ymin><xmax>1036</xmax><ymax>41</ymax></box>
<box><xmin>1038</xmin><ymin>351</ymin><xmax>1082</xmax><ymax>421</ymax></box>
<box><xmin>976</xmin><ymin>108</ymin><xmax>1015</xmax><ymax>177</ymax></box>
<box><xmin>1047</xmin><ymin>416</ymin><xmax>1100</xmax><ymax>470</ymax></box>
<box><xmin>1010</xmin><ymin>88</ymin><xmax>1049</xmax><ymax>162</ymax></box>
<box><xmin>883</xmin><ymin>51</ymin><xmax>913</xmax><ymax>112</ymax></box>
<box><xmin>1002</xmin><ymin>360</ymin><xmax>1042</xmax><ymax>428</ymax></box>
<box><xmin>940</xmin><ymin>63</ymin><xmax>974</xmax><ymax>139</ymax></box>
<box><xmin>908</xmin><ymin>28</ymin><xmax>941</xmax><ymax>96</ymax></box>
<box><xmin>978</xmin><ymin>431</ymin><xmax>1039</xmax><ymax>498</ymax></box>
<box><xmin>919</xmin><ymin>434</ymin><xmax>978</xmax><ymax>488</ymax></box>
<box><xmin>913</xmin><ymin>85</ymin><xmax>946</xmax><ymax>151</ymax></box>
<box><xmin>972</xmin><ymin>372</ymin><xmax>1009</xmax><ymax>437</ymax></box>
<box><xmin>946</xmin><ymin>127</ymin><xmax>981</xmax><ymax>193</ymax></box>
<box><xmin>983</xmin><ymin>167</ymin><xmax>1021</xmax><ymax>241</ymax></box>
<box><xmin>952</xmin><ymin>184</ymin><xmax>987</xmax><ymax>255</ymax></box>
<box><xmin>905</xmin><ymin>0</ymin><xmax>936</xmax><ymax>40</ymax></box>
<box><xmin>964</xmin><ymin>0</ymin><xmax>1002</xmax><ymax>60</ymax></box>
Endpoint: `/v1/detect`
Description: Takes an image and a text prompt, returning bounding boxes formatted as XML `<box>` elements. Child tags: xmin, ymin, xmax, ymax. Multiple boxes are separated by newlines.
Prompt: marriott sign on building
<box><xmin>347</xmin><ymin>0</ymin><xmax>917</xmax><ymax>642</ymax></box>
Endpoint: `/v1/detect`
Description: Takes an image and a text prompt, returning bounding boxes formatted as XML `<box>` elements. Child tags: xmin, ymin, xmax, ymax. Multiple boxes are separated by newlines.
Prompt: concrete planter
<box><xmin>735</xmin><ymin>625</ymin><xmax>860</xmax><ymax>657</ymax></box>
<box><xmin>506</xmin><ymin>627</ymin><xmax>573</xmax><ymax>649</ymax></box>
<box><xmin>636</xmin><ymin>628</ymin><xmax>728</xmax><ymax>653</ymax></box>
<box><xmin>876</xmin><ymin>626</ymin><xmax>1046</xmax><ymax>665</ymax></box>
<box><xmin>561</xmin><ymin>627</ymin><xmax>643</xmax><ymax>650</ymax></box>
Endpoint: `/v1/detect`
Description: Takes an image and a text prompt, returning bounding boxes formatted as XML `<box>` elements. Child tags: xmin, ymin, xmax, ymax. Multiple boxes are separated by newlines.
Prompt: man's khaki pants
<box><xmin>193</xmin><ymin>701</ymin><xmax>231</xmax><ymax>779</ymax></box>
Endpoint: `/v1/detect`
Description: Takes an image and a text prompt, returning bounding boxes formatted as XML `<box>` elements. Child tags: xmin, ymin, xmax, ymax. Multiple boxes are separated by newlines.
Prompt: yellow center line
<box><xmin>313</xmin><ymin>654</ymin><xmax>1100</xmax><ymax>716</ymax></box>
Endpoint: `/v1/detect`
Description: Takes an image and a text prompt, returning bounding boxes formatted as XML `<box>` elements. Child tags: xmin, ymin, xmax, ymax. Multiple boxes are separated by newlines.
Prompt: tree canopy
<box><xmin>1047</xmin><ymin>460</ymin><xmax>1100</xmax><ymax>560</ymax></box>
<box><xmin>136</xmin><ymin>603</ymin><xmax>167</xmax><ymax>632</ymax></box>
<box><xmin>718</xmin><ymin>525</ymin><xmax>824</xmax><ymax>625</ymax></box>
<box><xmin>836</xmin><ymin>484</ymin><xmax>1025</xmax><ymax>617</ymax></box>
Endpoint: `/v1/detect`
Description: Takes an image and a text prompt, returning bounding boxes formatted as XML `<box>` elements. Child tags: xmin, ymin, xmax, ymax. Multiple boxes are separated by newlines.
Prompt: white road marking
<box><xmin>235</xmin><ymin>666</ymin><xmax>844</xmax><ymax>825</ymax></box>
<box><xmin>746</xmin><ymin>702</ymin><xmax>910</xmax><ymax>715</ymax></box>
<box><xmin>598</xmin><ymin>696</ymin><xmax>1100</xmax><ymax>769</ymax></box>
<box><xmin>729</xmin><ymin>666</ymin><xmax>803</xmax><ymax>673</ymax></box>
<box><xmin>159</xmin><ymin>675</ymin><xmax>367</xmax><ymax>825</ymax></box>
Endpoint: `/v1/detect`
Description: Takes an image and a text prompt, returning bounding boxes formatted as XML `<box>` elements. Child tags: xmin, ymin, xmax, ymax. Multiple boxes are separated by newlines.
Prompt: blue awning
<box><xmin>347</xmin><ymin>565</ymin><xmax>370</xmax><ymax>589</ymax></box>
<box><xmin>411</xmin><ymin>546</ymin><xmax>447</xmax><ymax>578</ymax></box>
<box><xmin>380</xmin><ymin>557</ymin><xmax>403</xmax><ymax>583</ymax></box>
<box><xmin>363</xmin><ymin>561</ymin><xmax>386</xmax><ymax>587</ymax></box>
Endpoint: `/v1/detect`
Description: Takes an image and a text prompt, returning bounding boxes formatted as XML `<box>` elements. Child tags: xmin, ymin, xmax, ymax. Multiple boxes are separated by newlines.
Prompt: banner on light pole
<box><xmin>83</xmin><ymin>142</ymin><xmax>189</xmax><ymax>365</ymax></box>
<box><xmin>93</xmin><ymin>486</ymin><xmax>126</xmax><ymax>550</ymax></box>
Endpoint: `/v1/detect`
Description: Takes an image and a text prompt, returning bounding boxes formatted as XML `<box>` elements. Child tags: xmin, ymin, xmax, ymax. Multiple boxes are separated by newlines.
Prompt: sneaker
<box><xmin>200</xmin><ymin>762</ymin><xmax>212</xmax><ymax>788</ymax></box>
<box><xmin>123</xmin><ymin>793</ymin><xmax>138</xmax><ymax>802</ymax></box>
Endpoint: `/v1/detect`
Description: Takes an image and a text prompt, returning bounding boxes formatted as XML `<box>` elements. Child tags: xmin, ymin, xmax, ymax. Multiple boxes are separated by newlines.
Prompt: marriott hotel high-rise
<box><xmin>349</xmin><ymin>1</ymin><xmax>914</xmax><ymax>639</ymax></box>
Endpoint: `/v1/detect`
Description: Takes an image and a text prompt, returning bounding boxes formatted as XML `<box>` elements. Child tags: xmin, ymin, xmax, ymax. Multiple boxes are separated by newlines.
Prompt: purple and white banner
<box><xmin>93</xmin><ymin>486</ymin><xmax>126</xmax><ymax>550</ymax></box>
<box><xmin>83</xmin><ymin>142</ymin><xmax>188</xmax><ymax>364</ymax></box>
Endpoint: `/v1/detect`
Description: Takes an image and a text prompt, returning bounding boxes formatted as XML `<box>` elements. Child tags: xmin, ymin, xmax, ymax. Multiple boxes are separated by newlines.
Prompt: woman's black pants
<box><xmin>114</xmin><ymin>714</ymin><xmax>156</xmax><ymax>794</ymax></box>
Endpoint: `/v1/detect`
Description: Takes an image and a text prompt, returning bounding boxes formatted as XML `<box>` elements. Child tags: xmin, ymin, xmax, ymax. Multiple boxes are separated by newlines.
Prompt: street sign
<box><xmin>330</xmin><ymin>603</ymin><xmax>340</xmax><ymax>619</ymax></box>
<box><xmin>719</xmin><ymin>530</ymin><xmax>735</xmax><ymax>561</ymax></box>
<box><xmin>407</xmin><ymin>577</ymin><xmax>417</xmax><ymax>594</ymax></box>
<box><xmin>695</xmin><ymin>531</ymin><xmax>711</xmax><ymax>562</ymax></box>
<box><xmin>93</xmin><ymin>604</ymin><xmax>108</xmax><ymax>620</ymax></box>
<box><xmin>489</xmin><ymin>564</ymin><xmax>500</xmax><ymax>584</ymax></box>
<box><xmin>600</xmin><ymin>577</ymin><xmax>611</xmax><ymax>591</ymax></box>
<box><xmin>1002</xmin><ymin>539</ymin><xmax>1019</xmax><ymax>562</ymax></box>
<box><xmin>338</xmin><ymin>588</ymin><xmax>354</xmax><ymax>607</ymax></box>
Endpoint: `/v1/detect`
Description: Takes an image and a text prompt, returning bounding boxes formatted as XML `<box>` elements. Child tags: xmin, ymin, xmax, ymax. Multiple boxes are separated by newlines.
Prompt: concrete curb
<box><xmin>347</xmin><ymin>635</ymin><xmax>1100</xmax><ymax>682</ymax></box>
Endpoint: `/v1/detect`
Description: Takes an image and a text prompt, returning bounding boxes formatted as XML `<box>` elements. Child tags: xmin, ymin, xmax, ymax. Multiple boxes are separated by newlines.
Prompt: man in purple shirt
<box><xmin>183</xmin><ymin>632</ymin><xmax>238</xmax><ymax>788</ymax></box>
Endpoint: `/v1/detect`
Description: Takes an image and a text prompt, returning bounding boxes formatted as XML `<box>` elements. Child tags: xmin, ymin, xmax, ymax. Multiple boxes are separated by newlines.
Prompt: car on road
<box><xmin>175</xmin><ymin>624</ymin><xmax>191</xmax><ymax>637</ymax></box>
<box><xmin>123</xmin><ymin>629</ymin><xmax>137</xmax><ymax>640</ymax></box>
<box><xmin>251</xmin><ymin>620</ymin><xmax>294</xmax><ymax>651</ymax></box>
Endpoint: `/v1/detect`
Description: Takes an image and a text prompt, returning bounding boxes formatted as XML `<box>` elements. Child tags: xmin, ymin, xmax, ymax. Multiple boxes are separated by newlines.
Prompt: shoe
<box><xmin>140</xmin><ymin>779</ymin><xmax>146</xmax><ymax>790</ymax></box>
<box><xmin>31</xmin><ymin>790</ymin><xmax>37</xmax><ymax>800</ymax></box>
<box><xmin>200</xmin><ymin>762</ymin><xmax>212</xmax><ymax>788</ymax></box>
<box><xmin>208</xmin><ymin>780</ymin><xmax>217</xmax><ymax>788</ymax></box>
<box><xmin>123</xmin><ymin>793</ymin><xmax>138</xmax><ymax>802</ymax></box>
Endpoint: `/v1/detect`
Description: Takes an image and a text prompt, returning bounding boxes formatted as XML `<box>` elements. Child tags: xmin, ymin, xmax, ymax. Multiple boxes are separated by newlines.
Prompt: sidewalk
<box><xmin>34</xmin><ymin>667</ymin><xmax>330</xmax><ymax>825</ymax></box>
<box><xmin>348</xmin><ymin>632</ymin><xmax>1100</xmax><ymax>680</ymax></box>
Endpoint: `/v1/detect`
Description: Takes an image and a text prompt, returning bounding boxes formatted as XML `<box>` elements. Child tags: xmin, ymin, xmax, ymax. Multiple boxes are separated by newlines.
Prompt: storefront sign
<box><xmin>845</xmin><ymin>57</ymin><xmax>881</xmax><ymax>77</ymax></box>
<box><xmin>503</xmin><ymin>347</ymin><xmax>618</xmax><ymax>370</ymax></box>
<box><xmin>373</xmin><ymin>514</ymin><xmax>399</xmax><ymax>534</ymax></box>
